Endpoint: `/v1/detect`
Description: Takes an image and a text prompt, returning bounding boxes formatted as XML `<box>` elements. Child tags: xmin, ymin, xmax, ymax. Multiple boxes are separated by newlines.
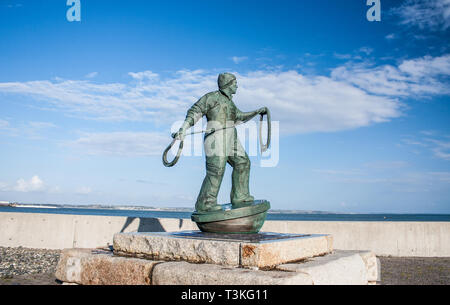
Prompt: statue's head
<box><xmin>218</xmin><ymin>73</ymin><xmax>237</xmax><ymax>95</ymax></box>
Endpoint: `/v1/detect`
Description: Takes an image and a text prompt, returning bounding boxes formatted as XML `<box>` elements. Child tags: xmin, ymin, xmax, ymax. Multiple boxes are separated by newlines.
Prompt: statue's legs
<box><xmin>229</xmin><ymin>137</ymin><xmax>254</xmax><ymax>206</ymax></box>
<box><xmin>195</xmin><ymin>130</ymin><xmax>254</xmax><ymax>212</ymax></box>
<box><xmin>195</xmin><ymin>156</ymin><xmax>227</xmax><ymax>212</ymax></box>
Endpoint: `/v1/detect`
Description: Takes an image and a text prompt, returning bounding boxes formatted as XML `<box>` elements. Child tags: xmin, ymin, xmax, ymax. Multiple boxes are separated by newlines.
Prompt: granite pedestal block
<box><xmin>55</xmin><ymin>248</ymin><xmax>380</xmax><ymax>285</ymax></box>
<box><xmin>113</xmin><ymin>230</ymin><xmax>333</xmax><ymax>268</ymax></box>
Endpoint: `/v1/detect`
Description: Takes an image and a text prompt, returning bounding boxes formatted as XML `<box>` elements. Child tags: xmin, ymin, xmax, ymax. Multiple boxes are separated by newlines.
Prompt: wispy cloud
<box><xmin>312</xmin><ymin>169</ymin><xmax>362</xmax><ymax>176</ymax></box>
<box><xmin>85</xmin><ymin>72</ymin><xmax>98</xmax><ymax>79</ymax></box>
<box><xmin>427</xmin><ymin>138</ymin><xmax>450</xmax><ymax>160</ymax></box>
<box><xmin>333</xmin><ymin>47</ymin><xmax>373</xmax><ymax>61</ymax></box>
<box><xmin>402</xmin><ymin>132</ymin><xmax>450</xmax><ymax>161</ymax></box>
<box><xmin>67</xmin><ymin>131</ymin><xmax>168</xmax><ymax>156</ymax></box>
<box><xmin>391</xmin><ymin>0</ymin><xmax>450</xmax><ymax>31</ymax></box>
<box><xmin>358</xmin><ymin>47</ymin><xmax>373</xmax><ymax>55</ymax></box>
<box><xmin>333</xmin><ymin>53</ymin><xmax>357</xmax><ymax>60</ymax></box>
<box><xmin>0</xmin><ymin>119</ymin><xmax>12</xmax><ymax>131</ymax></box>
<box><xmin>75</xmin><ymin>186</ymin><xmax>92</xmax><ymax>195</ymax></box>
<box><xmin>231</xmin><ymin>56</ymin><xmax>248</xmax><ymax>64</ymax></box>
<box><xmin>385</xmin><ymin>33</ymin><xmax>396</xmax><ymax>40</ymax></box>
<box><xmin>331</xmin><ymin>54</ymin><xmax>450</xmax><ymax>97</ymax></box>
<box><xmin>0</xmin><ymin>119</ymin><xmax>57</xmax><ymax>139</ymax></box>
<box><xmin>419</xmin><ymin>130</ymin><xmax>437</xmax><ymax>136</ymax></box>
<box><xmin>363</xmin><ymin>161</ymin><xmax>409</xmax><ymax>169</ymax></box>
<box><xmin>314</xmin><ymin>166</ymin><xmax>450</xmax><ymax>189</ymax></box>
<box><xmin>5</xmin><ymin>3</ymin><xmax>23</xmax><ymax>8</ymax></box>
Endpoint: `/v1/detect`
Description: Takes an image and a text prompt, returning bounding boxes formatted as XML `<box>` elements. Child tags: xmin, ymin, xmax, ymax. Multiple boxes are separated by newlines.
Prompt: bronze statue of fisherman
<box><xmin>163</xmin><ymin>73</ymin><xmax>271</xmax><ymax>233</ymax></box>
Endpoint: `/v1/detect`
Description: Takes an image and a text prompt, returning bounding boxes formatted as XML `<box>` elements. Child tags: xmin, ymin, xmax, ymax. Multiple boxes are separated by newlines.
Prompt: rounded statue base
<box><xmin>191</xmin><ymin>200</ymin><xmax>270</xmax><ymax>234</ymax></box>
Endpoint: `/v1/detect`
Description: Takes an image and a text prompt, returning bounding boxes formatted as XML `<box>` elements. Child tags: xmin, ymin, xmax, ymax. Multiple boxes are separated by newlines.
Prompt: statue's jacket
<box><xmin>184</xmin><ymin>90</ymin><xmax>248</xmax><ymax>158</ymax></box>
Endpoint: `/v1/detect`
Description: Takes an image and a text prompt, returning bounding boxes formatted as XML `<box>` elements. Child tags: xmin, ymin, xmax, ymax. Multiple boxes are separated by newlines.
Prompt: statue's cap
<box><xmin>218</xmin><ymin>73</ymin><xmax>236</xmax><ymax>89</ymax></box>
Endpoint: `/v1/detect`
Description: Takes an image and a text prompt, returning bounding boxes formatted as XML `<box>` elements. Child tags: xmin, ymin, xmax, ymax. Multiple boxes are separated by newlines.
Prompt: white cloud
<box><xmin>231</xmin><ymin>56</ymin><xmax>248</xmax><ymax>64</ymax></box>
<box><xmin>28</xmin><ymin>121</ymin><xmax>57</xmax><ymax>129</ymax></box>
<box><xmin>427</xmin><ymin>138</ymin><xmax>450</xmax><ymax>160</ymax></box>
<box><xmin>6</xmin><ymin>4</ymin><xmax>23</xmax><ymax>8</ymax></box>
<box><xmin>313</xmin><ymin>169</ymin><xmax>362</xmax><ymax>175</ymax></box>
<box><xmin>76</xmin><ymin>186</ymin><xmax>92</xmax><ymax>195</ymax></box>
<box><xmin>428</xmin><ymin>171</ymin><xmax>450</xmax><ymax>182</ymax></box>
<box><xmin>401</xmin><ymin>138</ymin><xmax>427</xmax><ymax>146</ymax></box>
<box><xmin>67</xmin><ymin>131</ymin><xmax>169</xmax><ymax>156</ymax></box>
<box><xmin>363</xmin><ymin>161</ymin><xmax>409</xmax><ymax>169</ymax></box>
<box><xmin>235</xmin><ymin>70</ymin><xmax>401</xmax><ymax>134</ymax></box>
<box><xmin>331</xmin><ymin>54</ymin><xmax>450</xmax><ymax>97</ymax></box>
<box><xmin>398</xmin><ymin>55</ymin><xmax>450</xmax><ymax>79</ymax></box>
<box><xmin>392</xmin><ymin>0</ymin><xmax>450</xmax><ymax>31</ymax></box>
<box><xmin>333</xmin><ymin>47</ymin><xmax>372</xmax><ymax>61</ymax></box>
<box><xmin>0</xmin><ymin>176</ymin><xmax>61</xmax><ymax>195</ymax></box>
<box><xmin>314</xmin><ymin>166</ymin><xmax>450</xmax><ymax>186</ymax></box>
<box><xmin>0</xmin><ymin>55</ymin><xmax>449</xmax><ymax>136</ymax></box>
<box><xmin>419</xmin><ymin>130</ymin><xmax>436</xmax><ymax>136</ymax></box>
<box><xmin>0</xmin><ymin>119</ymin><xmax>10</xmax><ymax>129</ymax></box>
<box><xmin>13</xmin><ymin>175</ymin><xmax>45</xmax><ymax>192</ymax></box>
<box><xmin>402</xmin><ymin>133</ymin><xmax>450</xmax><ymax>161</ymax></box>
<box><xmin>385</xmin><ymin>33</ymin><xmax>396</xmax><ymax>40</ymax></box>
<box><xmin>358</xmin><ymin>47</ymin><xmax>373</xmax><ymax>55</ymax></box>
<box><xmin>0</xmin><ymin>119</ymin><xmax>57</xmax><ymax>138</ymax></box>
<box><xmin>85</xmin><ymin>72</ymin><xmax>98</xmax><ymax>79</ymax></box>
<box><xmin>333</xmin><ymin>53</ymin><xmax>356</xmax><ymax>60</ymax></box>
<box><xmin>128</xmin><ymin>70</ymin><xmax>159</xmax><ymax>81</ymax></box>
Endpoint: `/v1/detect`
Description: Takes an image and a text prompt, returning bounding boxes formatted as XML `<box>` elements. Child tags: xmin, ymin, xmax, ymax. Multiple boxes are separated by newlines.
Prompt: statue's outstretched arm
<box><xmin>236</xmin><ymin>107</ymin><xmax>268</xmax><ymax>123</ymax></box>
<box><xmin>173</xmin><ymin>95</ymin><xmax>208</xmax><ymax>140</ymax></box>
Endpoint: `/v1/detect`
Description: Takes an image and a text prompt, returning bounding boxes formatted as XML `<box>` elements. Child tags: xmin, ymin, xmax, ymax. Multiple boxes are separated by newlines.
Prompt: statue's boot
<box><xmin>230</xmin><ymin>159</ymin><xmax>254</xmax><ymax>208</ymax></box>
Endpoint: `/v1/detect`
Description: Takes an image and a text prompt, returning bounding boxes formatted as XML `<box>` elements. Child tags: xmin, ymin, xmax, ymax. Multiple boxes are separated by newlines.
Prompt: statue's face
<box><xmin>229</xmin><ymin>80</ymin><xmax>238</xmax><ymax>94</ymax></box>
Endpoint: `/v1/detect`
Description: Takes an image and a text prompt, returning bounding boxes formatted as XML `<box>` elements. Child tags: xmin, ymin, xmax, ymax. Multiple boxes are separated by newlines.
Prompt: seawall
<box><xmin>0</xmin><ymin>212</ymin><xmax>448</xmax><ymax>257</ymax></box>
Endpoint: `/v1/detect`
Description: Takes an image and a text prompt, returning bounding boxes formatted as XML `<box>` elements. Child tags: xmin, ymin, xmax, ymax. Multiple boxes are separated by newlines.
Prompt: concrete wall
<box><xmin>0</xmin><ymin>212</ymin><xmax>449</xmax><ymax>257</ymax></box>
<box><xmin>262</xmin><ymin>220</ymin><xmax>450</xmax><ymax>257</ymax></box>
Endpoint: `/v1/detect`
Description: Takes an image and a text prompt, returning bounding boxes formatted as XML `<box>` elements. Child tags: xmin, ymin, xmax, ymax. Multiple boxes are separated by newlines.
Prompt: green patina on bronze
<box><xmin>192</xmin><ymin>200</ymin><xmax>270</xmax><ymax>234</ymax></box>
<box><xmin>163</xmin><ymin>73</ymin><xmax>270</xmax><ymax>233</ymax></box>
<box><xmin>192</xmin><ymin>200</ymin><xmax>270</xmax><ymax>223</ymax></box>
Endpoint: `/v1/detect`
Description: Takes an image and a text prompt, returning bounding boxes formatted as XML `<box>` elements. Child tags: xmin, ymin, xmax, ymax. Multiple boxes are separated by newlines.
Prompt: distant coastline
<box><xmin>0</xmin><ymin>201</ymin><xmax>346</xmax><ymax>214</ymax></box>
<box><xmin>0</xmin><ymin>201</ymin><xmax>17</xmax><ymax>207</ymax></box>
<box><xmin>5</xmin><ymin>202</ymin><xmax>195</xmax><ymax>212</ymax></box>
<box><xmin>1</xmin><ymin>204</ymin><xmax>449</xmax><ymax>222</ymax></box>
<box><xmin>1</xmin><ymin>201</ymin><xmax>449</xmax><ymax>216</ymax></box>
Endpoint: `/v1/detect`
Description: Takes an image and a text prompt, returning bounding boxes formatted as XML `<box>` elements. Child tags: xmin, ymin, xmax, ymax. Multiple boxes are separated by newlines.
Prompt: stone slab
<box><xmin>55</xmin><ymin>248</ymin><xmax>378</xmax><ymax>285</ymax></box>
<box><xmin>113</xmin><ymin>231</ymin><xmax>333</xmax><ymax>268</ymax></box>
<box><xmin>113</xmin><ymin>231</ymin><xmax>242</xmax><ymax>266</ymax></box>
<box><xmin>357</xmin><ymin>250</ymin><xmax>381</xmax><ymax>283</ymax></box>
<box><xmin>55</xmin><ymin>248</ymin><xmax>162</xmax><ymax>285</ymax></box>
<box><xmin>151</xmin><ymin>261</ymin><xmax>313</xmax><ymax>285</ymax></box>
<box><xmin>277</xmin><ymin>250</ymin><xmax>373</xmax><ymax>285</ymax></box>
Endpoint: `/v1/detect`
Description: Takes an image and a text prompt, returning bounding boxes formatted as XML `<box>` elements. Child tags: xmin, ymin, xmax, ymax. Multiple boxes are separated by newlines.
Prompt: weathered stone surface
<box><xmin>55</xmin><ymin>248</ymin><xmax>161</xmax><ymax>285</ymax></box>
<box><xmin>55</xmin><ymin>248</ymin><xmax>92</xmax><ymax>283</ymax></box>
<box><xmin>151</xmin><ymin>261</ymin><xmax>313</xmax><ymax>285</ymax></box>
<box><xmin>276</xmin><ymin>250</ymin><xmax>377</xmax><ymax>285</ymax></box>
<box><xmin>357</xmin><ymin>250</ymin><xmax>381</xmax><ymax>283</ymax></box>
<box><xmin>80</xmin><ymin>253</ymin><xmax>159</xmax><ymax>285</ymax></box>
<box><xmin>55</xmin><ymin>248</ymin><xmax>376</xmax><ymax>285</ymax></box>
<box><xmin>240</xmin><ymin>234</ymin><xmax>333</xmax><ymax>268</ymax></box>
<box><xmin>113</xmin><ymin>232</ymin><xmax>241</xmax><ymax>265</ymax></box>
<box><xmin>113</xmin><ymin>231</ymin><xmax>333</xmax><ymax>268</ymax></box>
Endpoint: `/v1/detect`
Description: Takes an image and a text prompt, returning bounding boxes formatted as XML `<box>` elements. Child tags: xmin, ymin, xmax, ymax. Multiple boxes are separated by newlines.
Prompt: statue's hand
<box><xmin>258</xmin><ymin>107</ymin><xmax>268</xmax><ymax>115</ymax></box>
<box><xmin>172</xmin><ymin>128</ymin><xmax>186</xmax><ymax>141</ymax></box>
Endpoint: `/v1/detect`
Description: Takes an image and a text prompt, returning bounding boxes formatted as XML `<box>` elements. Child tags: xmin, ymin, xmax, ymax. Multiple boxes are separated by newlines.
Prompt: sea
<box><xmin>0</xmin><ymin>206</ymin><xmax>449</xmax><ymax>222</ymax></box>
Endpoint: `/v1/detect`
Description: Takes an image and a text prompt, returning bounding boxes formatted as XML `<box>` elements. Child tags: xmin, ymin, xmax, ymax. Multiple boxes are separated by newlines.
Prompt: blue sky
<box><xmin>0</xmin><ymin>0</ymin><xmax>449</xmax><ymax>213</ymax></box>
